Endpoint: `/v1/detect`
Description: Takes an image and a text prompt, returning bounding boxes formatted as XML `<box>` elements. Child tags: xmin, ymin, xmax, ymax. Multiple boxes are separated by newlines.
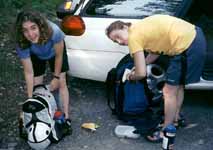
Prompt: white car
<box><xmin>56</xmin><ymin>0</ymin><xmax>213</xmax><ymax>90</ymax></box>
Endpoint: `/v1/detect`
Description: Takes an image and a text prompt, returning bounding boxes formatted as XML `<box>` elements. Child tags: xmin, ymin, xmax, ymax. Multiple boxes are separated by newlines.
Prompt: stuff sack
<box><xmin>19</xmin><ymin>84</ymin><xmax>64</xmax><ymax>150</ymax></box>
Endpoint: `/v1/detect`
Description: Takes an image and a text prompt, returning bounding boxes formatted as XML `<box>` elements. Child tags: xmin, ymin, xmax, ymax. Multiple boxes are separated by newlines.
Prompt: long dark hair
<box><xmin>105</xmin><ymin>20</ymin><xmax>131</xmax><ymax>38</ymax></box>
<box><xmin>15</xmin><ymin>10</ymin><xmax>52</xmax><ymax>49</ymax></box>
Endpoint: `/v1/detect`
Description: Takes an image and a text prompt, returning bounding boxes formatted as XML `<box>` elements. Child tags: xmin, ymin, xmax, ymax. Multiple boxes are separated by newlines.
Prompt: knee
<box><xmin>163</xmin><ymin>84</ymin><xmax>178</xmax><ymax>98</ymax></box>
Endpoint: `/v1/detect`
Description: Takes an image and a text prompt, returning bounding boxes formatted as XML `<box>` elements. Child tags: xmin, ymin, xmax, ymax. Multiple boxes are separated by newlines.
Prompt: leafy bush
<box><xmin>0</xmin><ymin>0</ymin><xmax>62</xmax><ymax>17</ymax></box>
<box><xmin>0</xmin><ymin>0</ymin><xmax>62</xmax><ymax>31</ymax></box>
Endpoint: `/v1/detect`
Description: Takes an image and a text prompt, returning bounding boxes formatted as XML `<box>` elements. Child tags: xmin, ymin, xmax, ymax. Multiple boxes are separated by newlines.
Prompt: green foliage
<box><xmin>0</xmin><ymin>0</ymin><xmax>63</xmax><ymax>32</ymax></box>
<box><xmin>30</xmin><ymin>0</ymin><xmax>62</xmax><ymax>19</ymax></box>
<box><xmin>0</xmin><ymin>0</ymin><xmax>62</xmax><ymax>18</ymax></box>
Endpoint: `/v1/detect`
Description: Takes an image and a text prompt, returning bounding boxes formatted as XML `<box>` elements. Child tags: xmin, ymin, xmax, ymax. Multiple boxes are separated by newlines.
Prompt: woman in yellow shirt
<box><xmin>106</xmin><ymin>15</ymin><xmax>206</xmax><ymax>143</ymax></box>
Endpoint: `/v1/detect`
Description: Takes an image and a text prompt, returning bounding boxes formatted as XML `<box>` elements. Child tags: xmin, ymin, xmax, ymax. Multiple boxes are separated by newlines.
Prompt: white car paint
<box><xmin>65</xmin><ymin>17</ymin><xmax>139</xmax><ymax>81</ymax></box>
<box><xmin>185</xmin><ymin>78</ymin><xmax>213</xmax><ymax>90</ymax></box>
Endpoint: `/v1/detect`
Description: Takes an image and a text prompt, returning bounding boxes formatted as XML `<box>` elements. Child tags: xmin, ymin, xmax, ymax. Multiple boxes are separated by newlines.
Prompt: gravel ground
<box><xmin>1</xmin><ymin>78</ymin><xmax>213</xmax><ymax>150</ymax></box>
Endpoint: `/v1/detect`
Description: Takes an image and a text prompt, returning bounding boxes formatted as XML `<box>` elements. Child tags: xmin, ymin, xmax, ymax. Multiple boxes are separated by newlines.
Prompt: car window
<box><xmin>84</xmin><ymin>0</ymin><xmax>185</xmax><ymax>18</ymax></box>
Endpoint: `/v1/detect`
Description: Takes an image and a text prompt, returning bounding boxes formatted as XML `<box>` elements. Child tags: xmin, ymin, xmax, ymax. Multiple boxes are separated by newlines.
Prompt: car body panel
<box><xmin>186</xmin><ymin>78</ymin><xmax>213</xmax><ymax>90</ymax></box>
<box><xmin>65</xmin><ymin>17</ymin><xmax>139</xmax><ymax>81</ymax></box>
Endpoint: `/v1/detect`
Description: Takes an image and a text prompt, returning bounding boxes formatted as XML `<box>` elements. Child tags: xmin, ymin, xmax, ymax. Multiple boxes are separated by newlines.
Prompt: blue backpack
<box><xmin>106</xmin><ymin>54</ymin><xmax>169</xmax><ymax>135</ymax></box>
<box><xmin>106</xmin><ymin>54</ymin><xmax>154</xmax><ymax>122</ymax></box>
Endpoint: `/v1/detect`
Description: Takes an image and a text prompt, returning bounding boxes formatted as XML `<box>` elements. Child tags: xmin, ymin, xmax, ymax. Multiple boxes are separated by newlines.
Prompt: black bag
<box><xmin>106</xmin><ymin>54</ymin><xmax>153</xmax><ymax>121</ymax></box>
<box><xmin>106</xmin><ymin>54</ymin><xmax>164</xmax><ymax>135</ymax></box>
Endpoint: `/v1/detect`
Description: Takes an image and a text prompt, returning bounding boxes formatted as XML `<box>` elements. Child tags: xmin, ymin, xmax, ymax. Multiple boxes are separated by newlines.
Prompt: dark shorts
<box><xmin>166</xmin><ymin>27</ymin><xmax>207</xmax><ymax>85</ymax></box>
<box><xmin>31</xmin><ymin>45</ymin><xmax>69</xmax><ymax>77</ymax></box>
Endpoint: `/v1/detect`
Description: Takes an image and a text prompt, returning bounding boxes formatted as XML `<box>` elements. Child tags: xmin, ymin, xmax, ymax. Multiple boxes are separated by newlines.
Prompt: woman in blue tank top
<box><xmin>15</xmin><ymin>9</ymin><xmax>72</xmax><ymax>129</ymax></box>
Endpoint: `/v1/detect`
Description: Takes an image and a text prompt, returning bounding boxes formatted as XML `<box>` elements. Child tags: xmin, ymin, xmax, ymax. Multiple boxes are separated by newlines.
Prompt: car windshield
<box><xmin>85</xmin><ymin>0</ymin><xmax>184</xmax><ymax>18</ymax></box>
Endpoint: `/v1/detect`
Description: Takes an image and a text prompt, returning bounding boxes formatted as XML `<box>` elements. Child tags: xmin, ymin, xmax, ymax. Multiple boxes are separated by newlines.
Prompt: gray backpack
<box><xmin>19</xmin><ymin>85</ymin><xmax>64</xmax><ymax>150</ymax></box>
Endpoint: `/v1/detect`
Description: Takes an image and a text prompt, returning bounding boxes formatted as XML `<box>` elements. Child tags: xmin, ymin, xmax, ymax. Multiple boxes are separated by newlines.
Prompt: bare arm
<box><xmin>145</xmin><ymin>53</ymin><xmax>160</xmax><ymax>64</ymax></box>
<box><xmin>21</xmin><ymin>58</ymin><xmax>34</xmax><ymax>98</ymax></box>
<box><xmin>53</xmin><ymin>40</ymin><xmax>64</xmax><ymax>77</ymax></box>
<box><xmin>128</xmin><ymin>51</ymin><xmax>146</xmax><ymax>80</ymax></box>
<box><xmin>50</xmin><ymin>40</ymin><xmax>64</xmax><ymax>91</ymax></box>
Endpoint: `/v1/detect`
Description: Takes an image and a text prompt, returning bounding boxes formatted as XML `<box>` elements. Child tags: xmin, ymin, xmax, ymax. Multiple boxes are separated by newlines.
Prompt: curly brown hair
<box><xmin>15</xmin><ymin>9</ymin><xmax>53</xmax><ymax>49</ymax></box>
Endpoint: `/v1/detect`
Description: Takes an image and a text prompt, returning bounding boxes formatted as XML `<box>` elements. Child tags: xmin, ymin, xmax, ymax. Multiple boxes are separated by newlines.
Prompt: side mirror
<box><xmin>61</xmin><ymin>15</ymin><xmax>85</xmax><ymax>36</ymax></box>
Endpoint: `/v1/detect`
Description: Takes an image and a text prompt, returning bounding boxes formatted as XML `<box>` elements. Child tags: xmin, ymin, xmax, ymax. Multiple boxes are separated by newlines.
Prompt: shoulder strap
<box><xmin>106</xmin><ymin>68</ymin><xmax>117</xmax><ymax>114</ymax></box>
<box><xmin>33</xmin><ymin>95</ymin><xmax>49</xmax><ymax>109</ymax></box>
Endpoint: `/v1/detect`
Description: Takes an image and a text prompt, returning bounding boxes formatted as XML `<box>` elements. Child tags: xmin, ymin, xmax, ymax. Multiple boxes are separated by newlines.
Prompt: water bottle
<box><xmin>162</xmin><ymin>124</ymin><xmax>176</xmax><ymax>150</ymax></box>
<box><xmin>54</xmin><ymin>111</ymin><xmax>65</xmax><ymax>124</ymax></box>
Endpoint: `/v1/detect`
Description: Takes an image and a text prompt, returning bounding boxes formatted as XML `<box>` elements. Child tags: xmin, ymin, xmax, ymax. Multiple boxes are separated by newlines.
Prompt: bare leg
<box><xmin>163</xmin><ymin>84</ymin><xmax>179</xmax><ymax>128</ymax></box>
<box><xmin>175</xmin><ymin>85</ymin><xmax>184</xmax><ymax>121</ymax></box>
<box><xmin>59</xmin><ymin>72</ymin><xmax>70</xmax><ymax>119</ymax></box>
<box><xmin>34</xmin><ymin>75</ymin><xmax>44</xmax><ymax>86</ymax></box>
<box><xmin>146</xmin><ymin>83</ymin><xmax>179</xmax><ymax>141</ymax></box>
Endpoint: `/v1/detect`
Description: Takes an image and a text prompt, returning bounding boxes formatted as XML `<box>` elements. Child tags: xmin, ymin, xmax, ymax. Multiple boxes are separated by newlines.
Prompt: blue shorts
<box><xmin>166</xmin><ymin>27</ymin><xmax>207</xmax><ymax>85</ymax></box>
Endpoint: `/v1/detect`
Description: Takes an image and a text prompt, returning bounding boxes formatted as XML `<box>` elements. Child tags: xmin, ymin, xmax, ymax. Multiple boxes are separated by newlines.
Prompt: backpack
<box><xmin>19</xmin><ymin>84</ymin><xmax>64</xmax><ymax>150</ymax></box>
<box><xmin>106</xmin><ymin>54</ymin><xmax>149</xmax><ymax>121</ymax></box>
<box><xmin>106</xmin><ymin>54</ymin><xmax>166</xmax><ymax>134</ymax></box>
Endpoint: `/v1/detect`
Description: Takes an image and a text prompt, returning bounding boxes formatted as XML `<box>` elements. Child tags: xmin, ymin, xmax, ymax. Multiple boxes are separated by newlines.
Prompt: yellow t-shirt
<box><xmin>128</xmin><ymin>15</ymin><xmax>196</xmax><ymax>56</ymax></box>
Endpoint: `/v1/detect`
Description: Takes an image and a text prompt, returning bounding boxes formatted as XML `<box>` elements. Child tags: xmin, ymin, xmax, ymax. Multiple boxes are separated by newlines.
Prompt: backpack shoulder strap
<box><xmin>106</xmin><ymin>68</ymin><xmax>117</xmax><ymax>114</ymax></box>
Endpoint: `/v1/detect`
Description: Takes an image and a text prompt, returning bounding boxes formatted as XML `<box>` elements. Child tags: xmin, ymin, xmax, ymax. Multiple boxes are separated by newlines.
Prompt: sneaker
<box><xmin>114</xmin><ymin>125</ymin><xmax>140</xmax><ymax>139</ymax></box>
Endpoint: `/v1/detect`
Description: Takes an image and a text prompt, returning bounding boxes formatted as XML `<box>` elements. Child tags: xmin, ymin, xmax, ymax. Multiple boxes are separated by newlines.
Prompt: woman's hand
<box><xmin>49</xmin><ymin>78</ymin><xmax>60</xmax><ymax>91</ymax></box>
<box><xmin>127</xmin><ymin>70</ymin><xmax>136</xmax><ymax>81</ymax></box>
